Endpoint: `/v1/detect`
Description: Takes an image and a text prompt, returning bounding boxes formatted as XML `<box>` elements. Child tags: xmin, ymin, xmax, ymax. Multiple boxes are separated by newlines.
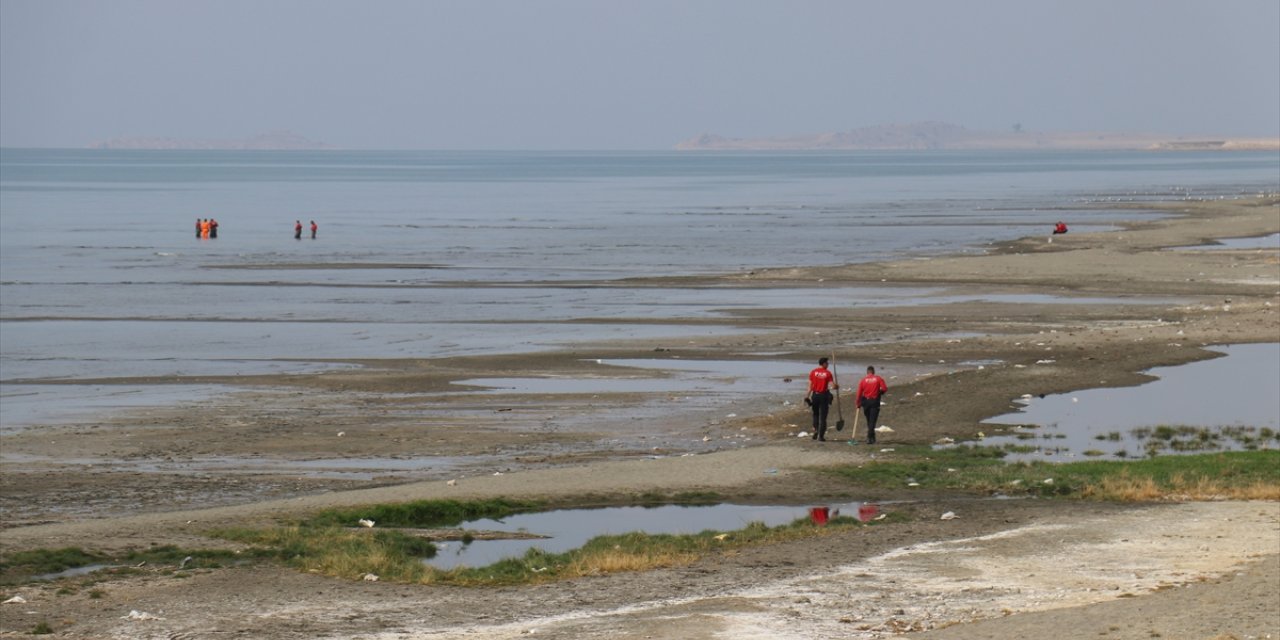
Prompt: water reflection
<box><xmin>982</xmin><ymin>343</ymin><xmax>1279</xmax><ymax>461</ymax></box>
<box><xmin>425</xmin><ymin>501</ymin><xmax>874</xmax><ymax>570</ymax></box>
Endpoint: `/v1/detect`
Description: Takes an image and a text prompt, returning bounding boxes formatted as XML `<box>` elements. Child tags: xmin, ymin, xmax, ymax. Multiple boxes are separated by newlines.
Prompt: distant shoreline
<box><xmin>675</xmin><ymin>121</ymin><xmax>1280</xmax><ymax>151</ymax></box>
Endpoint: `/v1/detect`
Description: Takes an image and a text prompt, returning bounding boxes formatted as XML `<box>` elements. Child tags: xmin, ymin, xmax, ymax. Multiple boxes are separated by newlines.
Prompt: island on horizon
<box><xmin>675</xmin><ymin>121</ymin><xmax>1280</xmax><ymax>152</ymax></box>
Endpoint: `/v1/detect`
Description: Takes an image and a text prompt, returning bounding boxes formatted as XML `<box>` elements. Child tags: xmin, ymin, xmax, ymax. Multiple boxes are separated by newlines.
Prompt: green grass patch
<box><xmin>824</xmin><ymin>446</ymin><xmax>1280</xmax><ymax>500</ymax></box>
<box><xmin>213</xmin><ymin>526</ymin><xmax>438</xmax><ymax>582</ymax></box>
<box><xmin>302</xmin><ymin>498</ymin><xmax>543</xmax><ymax>529</ymax></box>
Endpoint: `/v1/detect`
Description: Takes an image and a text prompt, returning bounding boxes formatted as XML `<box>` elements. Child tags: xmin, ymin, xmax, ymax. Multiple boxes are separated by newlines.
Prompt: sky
<box><xmin>2</xmin><ymin>0</ymin><xmax>1278</xmax><ymax>149</ymax></box>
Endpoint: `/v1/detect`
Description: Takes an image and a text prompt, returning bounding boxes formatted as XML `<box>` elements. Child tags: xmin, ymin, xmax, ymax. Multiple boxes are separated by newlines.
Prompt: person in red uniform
<box><xmin>310</xmin><ymin>220</ymin><xmax>318</xmax><ymax>239</ymax></box>
<box><xmin>295</xmin><ymin>220</ymin><xmax>303</xmax><ymax>240</ymax></box>
<box><xmin>805</xmin><ymin>357</ymin><xmax>838</xmax><ymax>441</ymax></box>
<box><xmin>856</xmin><ymin>366</ymin><xmax>888</xmax><ymax>444</ymax></box>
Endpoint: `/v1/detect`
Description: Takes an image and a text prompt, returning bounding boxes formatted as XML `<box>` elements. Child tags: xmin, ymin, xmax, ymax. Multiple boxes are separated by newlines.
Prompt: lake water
<box><xmin>2</xmin><ymin>149</ymin><xmax>1278</xmax><ymax>429</ymax></box>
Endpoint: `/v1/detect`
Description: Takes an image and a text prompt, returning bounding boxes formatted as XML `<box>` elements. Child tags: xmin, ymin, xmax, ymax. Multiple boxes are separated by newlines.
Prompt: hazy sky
<box><xmin>3</xmin><ymin>0</ymin><xmax>1278</xmax><ymax>149</ymax></box>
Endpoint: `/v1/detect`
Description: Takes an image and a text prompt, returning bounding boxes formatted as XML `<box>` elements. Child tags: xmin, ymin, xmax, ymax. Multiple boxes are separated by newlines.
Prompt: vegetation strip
<box><xmin>825</xmin><ymin>447</ymin><xmax>1280</xmax><ymax>500</ymax></box>
<box><xmin>3</xmin><ymin>451</ymin><xmax>1276</xmax><ymax>588</ymax></box>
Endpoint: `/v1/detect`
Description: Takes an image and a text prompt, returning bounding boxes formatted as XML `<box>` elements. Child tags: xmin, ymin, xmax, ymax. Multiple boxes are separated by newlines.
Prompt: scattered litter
<box><xmin>1035</xmin><ymin>359</ymin><xmax>1056</xmax><ymax>364</ymax></box>
<box><xmin>976</xmin><ymin>431</ymin><xmax>985</xmax><ymax>439</ymax></box>
<box><xmin>493</xmin><ymin>471</ymin><xmax>504</xmax><ymax>476</ymax></box>
<box><xmin>764</xmin><ymin>468</ymin><xmax>778</xmax><ymax>475</ymax></box>
<box><xmin>876</xmin><ymin>425</ymin><xmax>893</xmax><ymax>433</ymax></box>
<box><xmin>879</xmin><ymin>448</ymin><xmax>894</xmax><ymax>452</ymax></box>
<box><xmin>1072</xmin><ymin>397</ymin><xmax>1079</xmax><ymax>403</ymax></box>
<box><xmin>940</xmin><ymin>511</ymin><xmax>957</xmax><ymax>520</ymax></box>
<box><xmin>713</xmin><ymin>534</ymin><xmax>729</xmax><ymax>541</ymax></box>
<box><xmin>362</xmin><ymin>573</ymin><xmax>379</xmax><ymax>581</ymax></box>
<box><xmin>874</xmin><ymin>514</ymin><xmax>887</xmax><ymax>521</ymax></box>
<box><xmin>702</xmin><ymin>436</ymin><xmax>711</xmax><ymax>442</ymax></box>
<box><xmin>947</xmin><ymin>468</ymin><xmax>957</xmax><ymax>472</ymax></box>
<box><xmin>358</xmin><ymin>519</ymin><xmax>375</xmax><ymax>528</ymax></box>
<box><xmin>725</xmin><ymin>413</ymin><xmax>737</xmax><ymax>418</ymax></box>
<box><xmin>907</xmin><ymin>482</ymin><xmax>920</xmax><ymax>487</ymax></box>
<box><xmin>1043</xmin><ymin>478</ymin><xmax>1054</xmax><ymax>485</ymax></box>
<box><xmin>337</xmin><ymin>431</ymin><xmax>345</xmax><ymax>437</ymax></box>
<box><xmin>914</xmin><ymin>392</ymin><xmax>923</xmax><ymax>397</ymax></box>
<box><xmin>178</xmin><ymin>556</ymin><xmax>193</xmax><ymax>570</ymax></box>
<box><xmin>797</xmin><ymin>431</ymin><xmax>809</xmax><ymax>439</ymax></box>
<box><xmin>3</xmin><ymin>596</ymin><xmax>26</xmax><ymax>604</ymax></box>
<box><xmin>936</xmin><ymin>437</ymin><xmax>954</xmax><ymax>444</ymax></box>
<box><xmin>122</xmin><ymin>610</ymin><xmax>164</xmax><ymax>621</ymax></box>
<box><xmin>446</xmin><ymin>479</ymin><xmax>457</xmax><ymax>486</ymax></box>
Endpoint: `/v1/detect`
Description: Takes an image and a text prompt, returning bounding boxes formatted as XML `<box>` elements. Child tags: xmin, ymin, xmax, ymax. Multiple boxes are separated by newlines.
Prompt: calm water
<box><xmin>3</xmin><ymin>149</ymin><xmax>1278</xmax><ymax>428</ymax></box>
<box><xmin>983</xmin><ymin>343</ymin><xmax>1280</xmax><ymax>461</ymax></box>
<box><xmin>426</xmin><ymin>501</ymin><xmax>876</xmax><ymax>570</ymax></box>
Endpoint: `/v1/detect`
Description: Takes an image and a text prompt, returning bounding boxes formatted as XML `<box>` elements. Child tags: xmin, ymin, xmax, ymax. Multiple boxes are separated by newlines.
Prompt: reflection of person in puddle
<box><xmin>856</xmin><ymin>366</ymin><xmax>888</xmax><ymax>445</ymax></box>
<box><xmin>805</xmin><ymin>357</ymin><xmax>838</xmax><ymax>441</ymax></box>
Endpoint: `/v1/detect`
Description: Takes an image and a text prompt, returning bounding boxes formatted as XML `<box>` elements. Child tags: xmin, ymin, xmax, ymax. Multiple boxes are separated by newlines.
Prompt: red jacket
<box><xmin>856</xmin><ymin>374</ymin><xmax>887</xmax><ymax>406</ymax></box>
<box><xmin>808</xmin><ymin>367</ymin><xmax>835</xmax><ymax>394</ymax></box>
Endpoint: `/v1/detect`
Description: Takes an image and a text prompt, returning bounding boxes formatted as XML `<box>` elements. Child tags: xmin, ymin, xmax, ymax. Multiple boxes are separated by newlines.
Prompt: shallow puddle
<box><xmin>31</xmin><ymin>563</ymin><xmax>116</xmax><ymax>581</ymax></box>
<box><xmin>425</xmin><ymin>501</ymin><xmax>876</xmax><ymax>570</ymax></box>
<box><xmin>1172</xmin><ymin>232</ymin><xmax>1280</xmax><ymax>251</ymax></box>
<box><xmin>981</xmin><ymin>343</ymin><xmax>1279</xmax><ymax>461</ymax></box>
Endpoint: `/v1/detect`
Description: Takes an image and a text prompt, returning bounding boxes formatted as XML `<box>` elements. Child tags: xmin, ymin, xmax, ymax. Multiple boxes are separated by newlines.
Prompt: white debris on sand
<box><xmin>122</xmin><ymin>610</ymin><xmax>164</xmax><ymax>621</ymax></box>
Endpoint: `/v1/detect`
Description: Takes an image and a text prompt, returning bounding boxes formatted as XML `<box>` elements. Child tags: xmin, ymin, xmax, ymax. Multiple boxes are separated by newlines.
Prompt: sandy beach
<box><xmin>1</xmin><ymin>196</ymin><xmax>1278</xmax><ymax>639</ymax></box>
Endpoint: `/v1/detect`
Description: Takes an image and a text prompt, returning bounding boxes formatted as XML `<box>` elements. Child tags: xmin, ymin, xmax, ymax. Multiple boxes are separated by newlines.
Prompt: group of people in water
<box><xmin>295</xmin><ymin>220</ymin><xmax>318</xmax><ymax>239</ymax></box>
<box><xmin>193</xmin><ymin>219</ymin><xmax>320</xmax><ymax>240</ymax></box>
<box><xmin>805</xmin><ymin>357</ymin><xmax>888</xmax><ymax>444</ymax></box>
<box><xmin>195</xmin><ymin>218</ymin><xmax>219</xmax><ymax>238</ymax></box>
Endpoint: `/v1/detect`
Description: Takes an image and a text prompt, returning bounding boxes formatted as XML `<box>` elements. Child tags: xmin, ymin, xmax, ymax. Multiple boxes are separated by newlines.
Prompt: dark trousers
<box><xmin>810</xmin><ymin>391</ymin><xmax>832</xmax><ymax>438</ymax></box>
<box><xmin>861</xmin><ymin>398</ymin><xmax>881</xmax><ymax>442</ymax></box>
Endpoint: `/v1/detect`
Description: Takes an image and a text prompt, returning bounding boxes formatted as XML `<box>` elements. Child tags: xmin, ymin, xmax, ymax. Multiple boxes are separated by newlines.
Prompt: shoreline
<box><xmin>0</xmin><ymin>195</ymin><xmax>1278</xmax><ymax>638</ymax></box>
<box><xmin>2</xmin><ymin>196</ymin><xmax>1278</xmax><ymax>530</ymax></box>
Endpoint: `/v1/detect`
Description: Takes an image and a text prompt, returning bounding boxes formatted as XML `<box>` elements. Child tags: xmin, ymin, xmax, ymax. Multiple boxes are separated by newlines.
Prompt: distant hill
<box><xmin>88</xmin><ymin>131</ymin><xmax>337</xmax><ymax>150</ymax></box>
<box><xmin>675</xmin><ymin>122</ymin><xmax>1280</xmax><ymax>151</ymax></box>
